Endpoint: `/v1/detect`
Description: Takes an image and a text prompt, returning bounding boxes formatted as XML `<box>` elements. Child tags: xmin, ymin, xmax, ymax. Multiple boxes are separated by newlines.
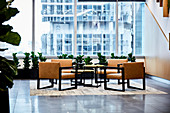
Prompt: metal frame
<box><xmin>104</xmin><ymin>66</ymin><xmax>125</xmax><ymax>91</ymax></box>
<box><xmin>37</xmin><ymin>66</ymin><xmax>78</xmax><ymax>91</ymax></box>
<box><xmin>104</xmin><ymin>66</ymin><xmax>145</xmax><ymax>91</ymax></box>
<box><xmin>127</xmin><ymin>68</ymin><xmax>146</xmax><ymax>90</ymax></box>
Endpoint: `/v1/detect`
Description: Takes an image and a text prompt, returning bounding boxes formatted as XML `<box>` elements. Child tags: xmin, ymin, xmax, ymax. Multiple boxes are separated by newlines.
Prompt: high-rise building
<box><xmin>40</xmin><ymin>0</ymin><xmax>144</xmax><ymax>56</ymax></box>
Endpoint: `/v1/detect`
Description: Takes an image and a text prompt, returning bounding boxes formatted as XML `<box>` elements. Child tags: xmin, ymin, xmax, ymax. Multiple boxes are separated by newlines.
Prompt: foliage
<box><xmin>74</xmin><ymin>55</ymin><xmax>84</xmax><ymax>69</ymax></box>
<box><xmin>97</xmin><ymin>53</ymin><xmax>108</xmax><ymax>65</ymax></box>
<box><xmin>119</xmin><ymin>56</ymin><xmax>127</xmax><ymax>59</ymax></box>
<box><xmin>0</xmin><ymin>56</ymin><xmax>17</xmax><ymax>91</ymax></box>
<box><xmin>12</xmin><ymin>53</ymin><xmax>20</xmax><ymax>67</ymax></box>
<box><xmin>57</xmin><ymin>54</ymin><xmax>68</xmax><ymax>59</ymax></box>
<box><xmin>62</xmin><ymin>54</ymin><xmax>68</xmax><ymax>59</ymax></box>
<box><xmin>168</xmin><ymin>0</ymin><xmax>170</xmax><ymax>8</ymax></box>
<box><xmin>38</xmin><ymin>52</ymin><xmax>47</xmax><ymax>62</ymax></box>
<box><xmin>68</xmin><ymin>55</ymin><xmax>74</xmax><ymax>59</ymax></box>
<box><xmin>0</xmin><ymin>0</ymin><xmax>21</xmax><ymax>91</ymax></box>
<box><xmin>23</xmin><ymin>53</ymin><xmax>31</xmax><ymax>69</ymax></box>
<box><xmin>128</xmin><ymin>52</ymin><xmax>136</xmax><ymax>62</ymax></box>
<box><xmin>84</xmin><ymin>56</ymin><xmax>93</xmax><ymax>65</ymax></box>
<box><xmin>111</xmin><ymin>53</ymin><xmax>115</xmax><ymax>59</ymax></box>
<box><xmin>75</xmin><ymin>55</ymin><xmax>84</xmax><ymax>63</ymax></box>
<box><xmin>57</xmin><ymin>55</ymin><xmax>63</xmax><ymax>59</ymax></box>
<box><xmin>111</xmin><ymin>53</ymin><xmax>127</xmax><ymax>59</ymax></box>
<box><xmin>58</xmin><ymin>54</ymin><xmax>74</xmax><ymax>59</ymax></box>
<box><xmin>31</xmin><ymin>52</ymin><xmax>39</xmax><ymax>69</ymax></box>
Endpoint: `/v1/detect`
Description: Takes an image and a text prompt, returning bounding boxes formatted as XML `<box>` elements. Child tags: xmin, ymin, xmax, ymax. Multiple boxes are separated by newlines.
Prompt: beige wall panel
<box><xmin>144</xmin><ymin>1</ymin><xmax>170</xmax><ymax>80</ymax></box>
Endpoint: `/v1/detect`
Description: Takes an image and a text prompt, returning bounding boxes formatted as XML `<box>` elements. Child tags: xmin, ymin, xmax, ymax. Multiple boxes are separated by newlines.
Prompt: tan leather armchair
<box><xmin>97</xmin><ymin>59</ymin><xmax>128</xmax><ymax>74</ymax></box>
<box><xmin>104</xmin><ymin>62</ymin><xmax>145</xmax><ymax>91</ymax></box>
<box><xmin>51</xmin><ymin>59</ymin><xmax>73</xmax><ymax>73</ymax></box>
<box><xmin>37</xmin><ymin>62</ymin><xmax>77</xmax><ymax>91</ymax></box>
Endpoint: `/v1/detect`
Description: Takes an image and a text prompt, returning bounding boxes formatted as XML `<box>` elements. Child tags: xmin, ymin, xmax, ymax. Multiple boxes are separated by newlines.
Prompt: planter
<box><xmin>0</xmin><ymin>89</ymin><xmax>10</xmax><ymax>113</ymax></box>
<box><xmin>95</xmin><ymin>63</ymin><xmax>108</xmax><ymax>66</ymax></box>
<box><xmin>15</xmin><ymin>69</ymin><xmax>38</xmax><ymax>79</ymax></box>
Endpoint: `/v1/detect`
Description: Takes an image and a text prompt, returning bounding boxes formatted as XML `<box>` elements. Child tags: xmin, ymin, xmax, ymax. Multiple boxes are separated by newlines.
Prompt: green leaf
<box><xmin>0</xmin><ymin>7</ymin><xmax>19</xmax><ymax>23</ymax></box>
<box><xmin>0</xmin><ymin>56</ymin><xmax>17</xmax><ymax>90</ymax></box>
<box><xmin>0</xmin><ymin>48</ymin><xmax>8</xmax><ymax>51</ymax></box>
<box><xmin>0</xmin><ymin>31</ymin><xmax>21</xmax><ymax>46</ymax></box>
<box><xmin>0</xmin><ymin>0</ymin><xmax>7</xmax><ymax>10</ymax></box>
<box><xmin>0</xmin><ymin>25</ymin><xmax>13</xmax><ymax>36</ymax></box>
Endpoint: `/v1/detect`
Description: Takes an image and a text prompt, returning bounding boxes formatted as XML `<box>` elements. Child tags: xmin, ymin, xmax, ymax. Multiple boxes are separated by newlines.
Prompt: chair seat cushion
<box><xmin>97</xmin><ymin>69</ymin><xmax>120</xmax><ymax>74</ymax></box>
<box><xmin>62</xmin><ymin>69</ymin><xmax>74</xmax><ymax>73</ymax></box>
<box><xmin>107</xmin><ymin>73</ymin><xmax>122</xmax><ymax>79</ymax></box>
<box><xmin>61</xmin><ymin>73</ymin><xmax>75</xmax><ymax>79</ymax></box>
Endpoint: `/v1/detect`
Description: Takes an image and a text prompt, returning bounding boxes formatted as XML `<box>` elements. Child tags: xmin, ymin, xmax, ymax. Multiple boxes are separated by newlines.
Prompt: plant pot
<box><xmin>0</xmin><ymin>89</ymin><xmax>10</xmax><ymax>113</ymax></box>
<box><xmin>15</xmin><ymin>69</ymin><xmax>38</xmax><ymax>79</ymax></box>
<box><xmin>30</xmin><ymin>68</ymin><xmax>38</xmax><ymax>79</ymax></box>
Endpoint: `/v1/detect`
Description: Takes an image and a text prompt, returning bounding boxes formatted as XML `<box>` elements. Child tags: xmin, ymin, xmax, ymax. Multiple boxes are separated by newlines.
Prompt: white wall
<box><xmin>144</xmin><ymin>0</ymin><xmax>170</xmax><ymax>80</ymax></box>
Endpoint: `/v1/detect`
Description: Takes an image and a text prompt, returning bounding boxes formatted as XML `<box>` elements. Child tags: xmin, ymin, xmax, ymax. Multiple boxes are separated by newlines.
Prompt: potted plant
<box><xmin>74</xmin><ymin>55</ymin><xmax>84</xmax><ymax>69</ymax></box>
<box><xmin>68</xmin><ymin>54</ymin><xmax>74</xmax><ymax>59</ymax></box>
<box><xmin>57</xmin><ymin>55</ymin><xmax>63</xmax><ymax>59</ymax></box>
<box><xmin>119</xmin><ymin>55</ymin><xmax>127</xmax><ymax>59</ymax></box>
<box><xmin>57</xmin><ymin>54</ymin><xmax>69</xmax><ymax>59</ymax></box>
<box><xmin>97</xmin><ymin>53</ymin><xmax>108</xmax><ymax>65</ymax></box>
<box><xmin>12</xmin><ymin>53</ymin><xmax>20</xmax><ymax>67</ymax></box>
<box><xmin>83</xmin><ymin>56</ymin><xmax>93</xmax><ymax>78</ymax></box>
<box><xmin>38</xmin><ymin>52</ymin><xmax>47</xmax><ymax>62</ymax></box>
<box><xmin>23</xmin><ymin>52</ymin><xmax>31</xmax><ymax>70</ymax></box>
<box><xmin>84</xmin><ymin>56</ymin><xmax>93</xmax><ymax>65</ymax></box>
<box><xmin>111</xmin><ymin>53</ymin><xmax>115</xmax><ymax>59</ymax></box>
<box><xmin>128</xmin><ymin>52</ymin><xmax>136</xmax><ymax>62</ymax></box>
<box><xmin>0</xmin><ymin>0</ymin><xmax>21</xmax><ymax>112</ymax></box>
<box><xmin>30</xmin><ymin>52</ymin><xmax>39</xmax><ymax>79</ymax></box>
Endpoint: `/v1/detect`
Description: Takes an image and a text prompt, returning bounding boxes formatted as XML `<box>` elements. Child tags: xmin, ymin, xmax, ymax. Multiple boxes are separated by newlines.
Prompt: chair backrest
<box><xmin>108</xmin><ymin>59</ymin><xmax>128</xmax><ymax>67</ymax></box>
<box><xmin>51</xmin><ymin>59</ymin><xmax>72</xmax><ymax>67</ymax></box>
<box><xmin>123</xmin><ymin>62</ymin><xmax>144</xmax><ymax>79</ymax></box>
<box><xmin>39</xmin><ymin>62</ymin><xmax>60</xmax><ymax>79</ymax></box>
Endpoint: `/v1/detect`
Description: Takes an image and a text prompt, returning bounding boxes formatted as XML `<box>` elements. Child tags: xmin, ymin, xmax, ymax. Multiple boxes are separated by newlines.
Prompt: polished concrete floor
<box><xmin>9</xmin><ymin>78</ymin><xmax>170</xmax><ymax>113</ymax></box>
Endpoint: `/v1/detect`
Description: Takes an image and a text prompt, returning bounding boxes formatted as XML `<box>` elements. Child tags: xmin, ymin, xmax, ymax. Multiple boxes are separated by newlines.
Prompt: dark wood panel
<box><xmin>163</xmin><ymin>0</ymin><xmax>169</xmax><ymax>17</ymax></box>
<box><xmin>160</xmin><ymin>0</ymin><xmax>163</xmax><ymax>7</ymax></box>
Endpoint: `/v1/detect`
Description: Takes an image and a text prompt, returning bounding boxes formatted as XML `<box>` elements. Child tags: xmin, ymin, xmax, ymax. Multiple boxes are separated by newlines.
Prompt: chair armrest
<box><xmin>117</xmin><ymin>63</ymin><xmax>123</xmax><ymax>67</ymax></box>
<box><xmin>60</xmin><ymin>66</ymin><xmax>74</xmax><ymax>70</ymax></box>
<box><xmin>104</xmin><ymin>66</ymin><xmax>123</xmax><ymax>70</ymax></box>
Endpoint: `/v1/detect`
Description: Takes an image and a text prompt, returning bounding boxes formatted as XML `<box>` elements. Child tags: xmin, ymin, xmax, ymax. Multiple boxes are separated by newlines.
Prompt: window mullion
<box><xmin>115</xmin><ymin>0</ymin><xmax>118</xmax><ymax>56</ymax></box>
<box><xmin>73</xmin><ymin>0</ymin><xmax>77</xmax><ymax>56</ymax></box>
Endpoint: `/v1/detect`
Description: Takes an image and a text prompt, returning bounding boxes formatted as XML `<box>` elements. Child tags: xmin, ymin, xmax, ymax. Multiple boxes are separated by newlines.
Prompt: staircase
<box><xmin>146</xmin><ymin>0</ymin><xmax>170</xmax><ymax>50</ymax></box>
<box><xmin>156</xmin><ymin>0</ymin><xmax>169</xmax><ymax>17</ymax></box>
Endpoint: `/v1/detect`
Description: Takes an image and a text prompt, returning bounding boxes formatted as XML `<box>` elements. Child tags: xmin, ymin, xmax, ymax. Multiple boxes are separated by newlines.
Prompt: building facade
<box><xmin>40</xmin><ymin>0</ymin><xmax>144</xmax><ymax>56</ymax></box>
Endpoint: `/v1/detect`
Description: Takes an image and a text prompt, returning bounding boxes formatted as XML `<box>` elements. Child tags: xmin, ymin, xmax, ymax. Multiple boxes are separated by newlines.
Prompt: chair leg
<box><xmin>122</xmin><ymin>79</ymin><xmax>125</xmax><ymax>91</ymax></box>
<box><xmin>59</xmin><ymin>75</ymin><xmax>61</xmax><ymax>91</ymax></box>
<box><xmin>127</xmin><ymin>79</ymin><xmax>145</xmax><ymax>90</ymax></box>
<box><xmin>104</xmin><ymin>69</ymin><xmax>125</xmax><ymax>92</ymax></box>
<box><xmin>37</xmin><ymin>79</ymin><xmax>54</xmax><ymax>89</ymax></box>
<box><xmin>37</xmin><ymin>78</ymin><xmax>40</xmax><ymax>89</ymax></box>
<box><xmin>127</xmin><ymin>79</ymin><xmax>130</xmax><ymax>88</ymax></box>
<box><xmin>143</xmin><ymin>77</ymin><xmax>145</xmax><ymax>90</ymax></box>
<box><xmin>118</xmin><ymin>79</ymin><xmax>121</xmax><ymax>84</ymax></box>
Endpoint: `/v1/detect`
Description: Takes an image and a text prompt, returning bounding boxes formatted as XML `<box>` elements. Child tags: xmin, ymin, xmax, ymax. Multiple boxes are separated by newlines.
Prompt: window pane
<box><xmin>35</xmin><ymin>0</ymin><xmax>74</xmax><ymax>56</ymax></box>
<box><xmin>77</xmin><ymin>2</ymin><xmax>116</xmax><ymax>56</ymax></box>
<box><xmin>0</xmin><ymin>0</ymin><xmax>32</xmax><ymax>56</ymax></box>
<box><xmin>135</xmin><ymin>3</ymin><xmax>144</xmax><ymax>55</ymax></box>
<box><xmin>118</xmin><ymin>2</ymin><xmax>144</xmax><ymax>56</ymax></box>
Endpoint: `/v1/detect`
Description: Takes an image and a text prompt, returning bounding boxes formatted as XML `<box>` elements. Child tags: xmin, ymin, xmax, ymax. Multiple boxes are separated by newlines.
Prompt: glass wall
<box><xmin>76</xmin><ymin>2</ymin><xmax>116</xmax><ymax>56</ymax></box>
<box><xmin>0</xmin><ymin>0</ymin><xmax>32</xmax><ymax>56</ymax></box>
<box><xmin>2</xmin><ymin>0</ymin><xmax>144</xmax><ymax>57</ymax></box>
<box><xmin>118</xmin><ymin>2</ymin><xmax>144</xmax><ymax>56</ymax></box>
<box><xmin>35</xmin><ymin>0</ymin><xmax>74</xmax><ymax>55</ymax></box>
<box><xmin>35</xmin><ymin>1</ymin><xmax>144</xmax><ymax>56</ymax></box>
